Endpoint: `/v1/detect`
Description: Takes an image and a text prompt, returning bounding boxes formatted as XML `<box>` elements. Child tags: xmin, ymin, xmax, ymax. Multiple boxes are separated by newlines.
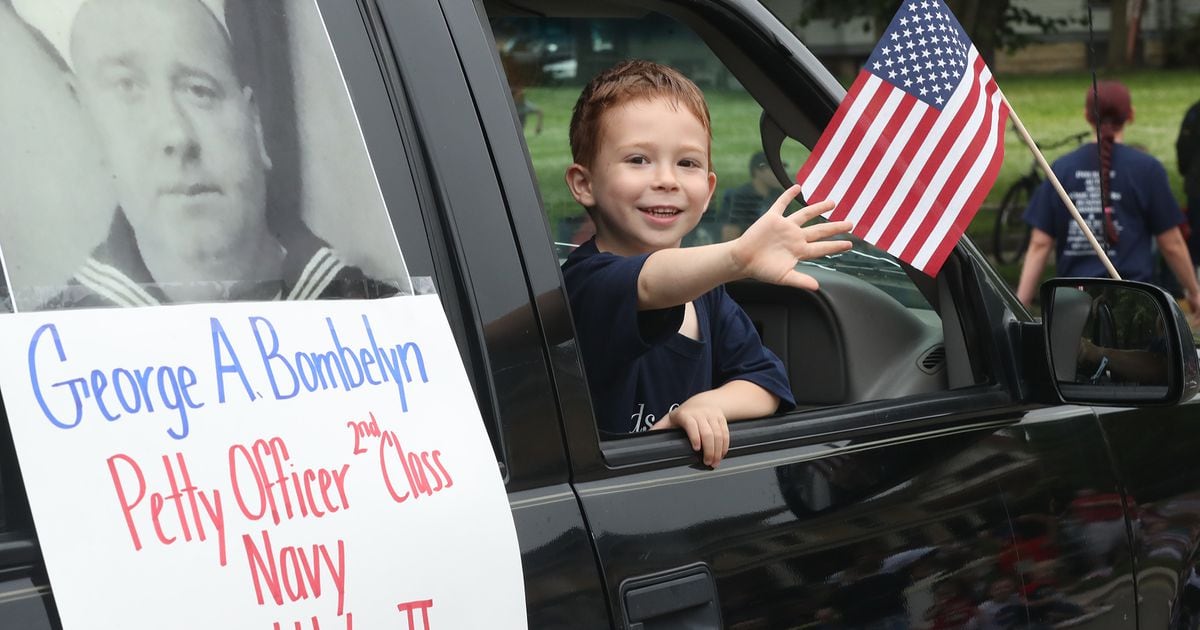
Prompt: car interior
<box><xmin>484</xmin><ymin>0</ymin><xmax>990</xmax><ymax>423</ymax></box>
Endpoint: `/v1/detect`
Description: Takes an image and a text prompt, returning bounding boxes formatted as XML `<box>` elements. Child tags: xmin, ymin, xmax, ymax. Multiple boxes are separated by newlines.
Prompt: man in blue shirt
<box><xmin>561</xmin><ymin>60</ymin><xmax>852</xmax><ymax>466</ymax></box>
<box><xmin>1017</xmin><ymin>81</ymin><xmax>1200</xmax><ymax>319</ymax></box>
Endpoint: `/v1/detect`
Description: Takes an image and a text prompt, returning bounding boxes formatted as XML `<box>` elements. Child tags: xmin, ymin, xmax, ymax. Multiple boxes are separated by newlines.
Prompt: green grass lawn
<box><xmin>522</xmin><ymin>69</ymin><xmax>1199</xmax><ymax>287</ymax></box>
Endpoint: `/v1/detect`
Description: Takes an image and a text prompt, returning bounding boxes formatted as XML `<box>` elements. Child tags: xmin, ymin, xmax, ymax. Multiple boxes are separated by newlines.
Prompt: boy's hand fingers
<box><xmin>789</xmin><ymin>198</ymin><xmax>836</xmax><ymax>223</ymax></box>
<box><xmin>678</xmin><ymin>415</ymin><xmax>702</xmax><ymax>452</ymax></box>
<box><xmin>802</xmin><ymin>240</ymin><xmax>855</xmax><ymax>259</ymax></box>
<box><xmin>714</xmin><ymin>416</ymin><xmax>729</xmax><ymax>467</ymax></box>
<box><xmin>652</xmin><ymin>413</ymin><xmax>702</xmax><ymax>452</ymax></box>
<box><xmin>697</xmin><ymin>418</ymin><xmax>716</xmax><ymax>466</ymax></box>
<box><xmin>801</xmin><ymin>220</ymin><xmax>854</xmax><ymax>242</ymax></box>
<box><xmin>766</xmin><ymin>185</ymin><xmax>804</xmax><ymax>216</ymax></box>
<box><xmin>779</xmin><ymin>270</ymin><xmax>820</xmax><ymax>292</ymax></box>
<box><xmin>705</xmin><ymin>415</ymin><xmax>723</xmax><ymax>467</ymax></box>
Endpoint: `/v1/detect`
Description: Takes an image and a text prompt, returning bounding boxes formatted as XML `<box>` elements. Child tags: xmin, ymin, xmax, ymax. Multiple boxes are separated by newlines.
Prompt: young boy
<box><xmin>562</xmin><ymin>60</ymin><xmax>853</xmax><ymax>467</ymax></box>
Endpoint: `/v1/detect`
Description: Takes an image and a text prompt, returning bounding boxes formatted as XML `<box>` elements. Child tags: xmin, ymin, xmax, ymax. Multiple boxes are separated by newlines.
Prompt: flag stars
<box><xmin>922</xmin><ymin>49</ymin><xmax>931</xmax><ymax>58</ymax></box>
<box><xmin>904</xmin><ymin>78</ymin><xmax>913</xmax><ymax>87</ymax></box>
<box><xmin>872</xmin><ymin>61</ymin><xmax>881</xmax><ymax>70</ymax></box>
<box><xmin>920</xmin><ymin>86</ymin><xmax>929</xmax><ymax>96</ymax></box>
<box><xmin>943</xmin><ymin>82</ymin><xmax>953</xmax><ymax>91</ymax></box>
<box><xmin>909</xmin><ymin>51</ymin><xmax>919</xmax><ymax>61</ymax></box>
<box><xmin>935</xmin><ymin>95</ymin><xmax>945</xmax><ymax>104</ymax></box>
<box><xmin>900</xmin><ymin>16</ymin><xmax>909</xmax><ymax>26</ymax></box>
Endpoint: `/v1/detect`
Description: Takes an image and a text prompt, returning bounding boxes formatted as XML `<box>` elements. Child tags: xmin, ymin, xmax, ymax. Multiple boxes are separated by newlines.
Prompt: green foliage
<box><xmin>794</xmin><ymin>0</ymin><xmax>1078</xmax><ymax>56</ymax></box>
<box><xmin>998</xmin><ymin>6</ymin><xmax>1080</xmax><ymax>53</ymax></box>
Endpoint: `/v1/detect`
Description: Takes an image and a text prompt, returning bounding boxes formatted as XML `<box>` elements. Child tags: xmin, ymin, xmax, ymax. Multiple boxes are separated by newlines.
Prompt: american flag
<box><xmin>796</xmin><ymin>0</ymin><xmax>1008</xmax><ymax>276</ymax></box>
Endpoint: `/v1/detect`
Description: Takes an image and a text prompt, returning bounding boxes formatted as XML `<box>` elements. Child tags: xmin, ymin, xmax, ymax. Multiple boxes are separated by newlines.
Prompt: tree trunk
<box><xmin>945</xmin><ymin>0</ymin><xmax>1009</xmax><ymax>66</ymax></box>
<box><xmin>1108</xmin><ymin>0</ymin><xmax>1129</xmax><ymax>69</ymax></box>
<box><xmin>1126</xmin><ymin>0</ymin><xmax>1144</xmax><ymax>66</ymax></box>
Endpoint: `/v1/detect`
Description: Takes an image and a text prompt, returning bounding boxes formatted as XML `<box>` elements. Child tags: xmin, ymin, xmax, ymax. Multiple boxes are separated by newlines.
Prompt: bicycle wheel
<box><xmin>993</xmin><ymin>179</ymin><xmax>1035</xmax><ymax>265</ymax></box>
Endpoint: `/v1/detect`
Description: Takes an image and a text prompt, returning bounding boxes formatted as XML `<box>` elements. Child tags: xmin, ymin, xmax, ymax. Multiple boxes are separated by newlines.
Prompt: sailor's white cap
<box><xmin>12</xmin><ymin>0</ymin><xmax>228</xmax><ymax>71</ymax></box>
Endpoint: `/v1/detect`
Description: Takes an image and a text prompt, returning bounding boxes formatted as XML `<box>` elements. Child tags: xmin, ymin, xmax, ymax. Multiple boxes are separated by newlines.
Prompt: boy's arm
<box><xmin>682</xmin><ymin>379</ymin><xmax>779</xmax><ymax>420</ymax></box>
<box><xmin>637</xmin><ymin>186</ymin><xmax>852</xmax><ymax>310</ymax></box>
<box><xmin>651</xmin><ymin>380</ymin><xmax>778</xmax><ymax>467</ymax></box>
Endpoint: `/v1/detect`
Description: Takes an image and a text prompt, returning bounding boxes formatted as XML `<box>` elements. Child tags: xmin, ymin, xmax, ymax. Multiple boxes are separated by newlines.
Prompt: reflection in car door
<box><xmin>1095</xmin><ymin>399</ymin><xmax>1200</xmax><ymax>630</ymax></box>
<box><xmin>571</xmin><ymin>398</ymin><xmax>1136</xmax><ymax>627</ymax></box>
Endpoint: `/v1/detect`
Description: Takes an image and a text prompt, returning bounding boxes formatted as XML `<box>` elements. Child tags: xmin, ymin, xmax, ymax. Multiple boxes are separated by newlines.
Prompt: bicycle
<box><xmin>992</xmin><ymin>129</ymin><xmax>1092</xmax><ymax>265</ymax></box>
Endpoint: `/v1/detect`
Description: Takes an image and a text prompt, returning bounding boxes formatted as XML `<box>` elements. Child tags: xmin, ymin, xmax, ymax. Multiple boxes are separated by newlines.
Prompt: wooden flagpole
<box><xmin>1000</xmin><ymin>93</ymin><xmax>1121</xmax><ymax>280</ymax></box>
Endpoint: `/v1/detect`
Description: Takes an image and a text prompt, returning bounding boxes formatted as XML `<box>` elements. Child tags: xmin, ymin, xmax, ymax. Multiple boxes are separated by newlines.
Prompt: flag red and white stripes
<box><xmin>796</xmin><ymin>0</ymin><xmax>1009</xmax><ymax>276</ymax></box>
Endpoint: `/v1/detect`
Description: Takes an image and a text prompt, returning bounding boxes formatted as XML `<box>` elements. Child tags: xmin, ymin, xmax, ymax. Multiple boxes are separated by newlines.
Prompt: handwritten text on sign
<box><xmin>0</xmin><ymin>296</ymin><xmax>526</xmax><ymax>629</ymax></box>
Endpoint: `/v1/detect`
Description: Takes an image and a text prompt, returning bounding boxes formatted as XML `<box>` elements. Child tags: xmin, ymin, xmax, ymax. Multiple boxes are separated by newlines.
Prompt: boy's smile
<box><xmin>567</xmin><ymin>97</ymin><xmax>716</xmax><ymax>256</ymax></box>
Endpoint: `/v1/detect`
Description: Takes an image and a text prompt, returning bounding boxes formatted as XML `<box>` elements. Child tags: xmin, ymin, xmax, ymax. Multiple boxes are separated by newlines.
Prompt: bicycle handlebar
<box><xmin>1034</xmin><ymin>130</ymin><xmax>1092</xmax><ymax>151</ymax></box>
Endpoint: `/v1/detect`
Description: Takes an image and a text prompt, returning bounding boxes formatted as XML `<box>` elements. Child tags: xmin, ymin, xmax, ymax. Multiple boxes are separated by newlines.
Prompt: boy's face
<box><xmin>567</xmin><ymin>97</ymin><xmax>716</xmax><ymax>255</ymax></box>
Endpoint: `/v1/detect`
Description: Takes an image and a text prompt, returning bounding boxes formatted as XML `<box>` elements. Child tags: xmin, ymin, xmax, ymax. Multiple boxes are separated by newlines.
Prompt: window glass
<box><xmin>1</xmin><ymin>0</ymin><xmax>412</xmax><ymax>312</ymax></box>
<box><xmin>492</xmin><ymin>9</ymin><xmax>950</xmax><ymax>424</ymax></box>
<box><xmin>494</xmin><ymin>13</ymin><xmax>932</xmax><ymax>314</ymax></box>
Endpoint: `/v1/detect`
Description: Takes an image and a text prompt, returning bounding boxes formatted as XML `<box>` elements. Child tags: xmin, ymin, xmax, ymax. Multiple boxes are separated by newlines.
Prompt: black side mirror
<box><xmin>1042</xmin><ymin>278</ymin><xmax>1199</xmax><ymax>405</ymax></box>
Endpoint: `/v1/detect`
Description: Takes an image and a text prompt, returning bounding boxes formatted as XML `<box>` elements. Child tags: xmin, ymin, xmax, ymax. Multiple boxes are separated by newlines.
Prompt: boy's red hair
<box><xmin>569</xmin><ymin>59</ymin><xmax>712</xmax><ymax>169</ymax></box>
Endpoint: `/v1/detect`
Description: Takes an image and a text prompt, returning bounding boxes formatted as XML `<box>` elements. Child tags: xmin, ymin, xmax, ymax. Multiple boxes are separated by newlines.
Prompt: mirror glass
<box><xmin>1048</xmin><ymin>284</ymin><xmax>1170</xmax><ymax>398</ymax></box>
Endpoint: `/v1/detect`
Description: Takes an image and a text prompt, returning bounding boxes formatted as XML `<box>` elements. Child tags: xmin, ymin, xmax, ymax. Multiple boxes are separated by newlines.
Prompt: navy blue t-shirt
<box><xmin>562</xmin><ymin>239</ymin><xmax>795</xmax><ymax>434</ymax></box>
<box><xmin>1023</xmin><ymin>143</ymin><xmax>1183</xmax><ymax>282</ymax></box>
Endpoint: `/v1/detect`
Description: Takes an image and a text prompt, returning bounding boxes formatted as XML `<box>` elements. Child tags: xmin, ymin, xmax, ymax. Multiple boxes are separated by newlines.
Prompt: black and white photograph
<box><xmin>0</xmin><ymin>0</ymin><xmax>410</xmax><ymax>312</ymax></box>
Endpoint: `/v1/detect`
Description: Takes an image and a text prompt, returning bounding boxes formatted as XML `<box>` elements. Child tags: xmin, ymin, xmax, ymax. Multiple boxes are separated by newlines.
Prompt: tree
<box><xmin>797</xmin><ymin>0</ymin><xmax>1076</xmax><ymax>67</ymax></box>
<box><xmin>1110</xmin><ymin>0</ymin><xmax>1147</xmax><ymax>69</ymax></box>
<box><xmin>1108</xmin><ymin>0</ymin><xmax>1129</xmax><ymax>68</ymax></box>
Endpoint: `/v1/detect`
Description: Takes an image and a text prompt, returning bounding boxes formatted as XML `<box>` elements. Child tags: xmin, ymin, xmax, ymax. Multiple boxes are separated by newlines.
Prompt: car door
<box><xmin>1094</xmin><ymin>399</ymin><xmax>1200</xmax><ymax>630</ymax></box>
<box><xmin>456</xmin><ymin>0</ymin><xmax>1147</xmax><ymax>627</ymax></box>
<box><xmin>364</xmin><ymin>1</ymin><xmax>614</xmax><ymax>626</ymax></box>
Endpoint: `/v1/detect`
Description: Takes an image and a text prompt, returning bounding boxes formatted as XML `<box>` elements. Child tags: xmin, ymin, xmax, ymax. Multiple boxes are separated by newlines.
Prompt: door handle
<box><xmin>621</xmin><ymin>564</ymin><xmax>722</xmax><ymax>629</ymax></box>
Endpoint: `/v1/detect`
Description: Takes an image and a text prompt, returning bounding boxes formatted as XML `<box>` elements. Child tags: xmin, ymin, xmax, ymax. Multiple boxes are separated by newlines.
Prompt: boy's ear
<box><xmin>703</xmin><ymin>170</ymin><xmax>717</xmax><ymax>214</ymax></box>
<box><xmin>565</xmin><ymin>163</ymin><xmax>595</xmax><ymax>208</ymax></box>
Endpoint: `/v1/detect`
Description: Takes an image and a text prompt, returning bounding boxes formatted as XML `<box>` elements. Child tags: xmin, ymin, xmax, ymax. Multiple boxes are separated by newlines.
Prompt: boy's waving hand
<box><xmin>731</xmin><ymin>185</ymin><xmax>853</xmax><ymax>291</ymax></box>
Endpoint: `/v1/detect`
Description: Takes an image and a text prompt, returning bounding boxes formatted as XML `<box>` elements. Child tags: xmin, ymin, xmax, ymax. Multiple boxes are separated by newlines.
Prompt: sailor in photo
<box><xmin>13</xmin><ymin>0</ymin><xmax>399</xmax><ymax>308</ymax></box>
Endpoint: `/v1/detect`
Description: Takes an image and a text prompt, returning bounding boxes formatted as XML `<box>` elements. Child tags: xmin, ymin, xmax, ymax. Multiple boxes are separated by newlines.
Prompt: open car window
<box><xmin>486</xmin><ymin>3</ymin><xmax>984</xmax><ymax>434</ymax></box>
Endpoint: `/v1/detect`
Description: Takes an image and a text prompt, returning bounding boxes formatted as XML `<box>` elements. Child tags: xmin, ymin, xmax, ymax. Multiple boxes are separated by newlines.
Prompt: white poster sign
<box><xmin>0</xmin><ymin>295</ymin><xmax>527</xmax><ymax>629</ymax></box>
